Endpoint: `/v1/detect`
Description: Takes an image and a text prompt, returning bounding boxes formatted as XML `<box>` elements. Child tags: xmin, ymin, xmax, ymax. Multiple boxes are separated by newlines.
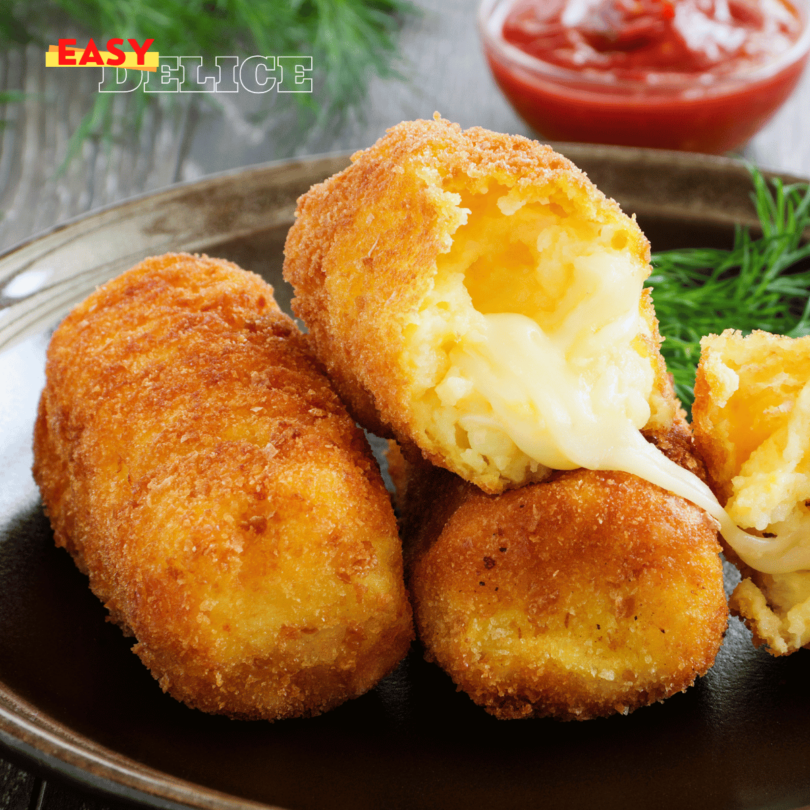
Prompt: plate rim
<box><xmin>3</xmin><ymin>142</ymin><xmax>806</xmax><ymax>269</ymax></box>
<box><xmin>1</xmin><ymin>143</ymin><xmax>807</xmax><ymax>810</ymax></box>
<box><xmin>0</xmin><ymin>150</ymin><xmax>351</xmax><ymax>269</ymax></box>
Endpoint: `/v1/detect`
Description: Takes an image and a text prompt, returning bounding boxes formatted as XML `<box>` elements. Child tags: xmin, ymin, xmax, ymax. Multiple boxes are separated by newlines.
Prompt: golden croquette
<box><xmin>284</xmin><ymin>115</ymin><xmax>678</xmax><ymax>494</ymax></box>
<box><xmin>694</xmin><ymin>329</ymin><xmax>810</xmax><ymax>655</ymax></box>
<box><xmin>33</xmin><ymin>253</ymin><xmax>414</xmax><ymax>720</ymax></box>
<box><xmin>392</xmin><ymin>422</ymin><xmax>727</xmax><ymax>721</ymax></box>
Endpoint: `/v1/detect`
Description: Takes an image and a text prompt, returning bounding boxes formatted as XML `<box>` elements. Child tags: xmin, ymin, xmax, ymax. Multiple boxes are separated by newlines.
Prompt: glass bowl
<box><xmin>479</xmin><ymin>0</ymin><xmax>810</xmax><ymax>153</ymax></box>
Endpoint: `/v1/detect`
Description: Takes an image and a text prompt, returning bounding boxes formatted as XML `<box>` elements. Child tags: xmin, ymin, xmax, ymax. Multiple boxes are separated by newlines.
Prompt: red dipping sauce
<box><xmin>480</xmin><ymin>0</ymin><xmax>810</xmax><ymax>152</ymax></box>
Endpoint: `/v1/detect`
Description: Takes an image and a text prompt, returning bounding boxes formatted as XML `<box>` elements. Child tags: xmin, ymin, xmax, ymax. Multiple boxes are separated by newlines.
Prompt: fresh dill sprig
<box><xmin>649</xmin><ymin>167</ymin><xmax>810</xmax><ymax>411</ymax></box>
<box><xmin>0</xmin><ymin>0</ymin><xmax>416</xmax><ymax>165</ymax></box>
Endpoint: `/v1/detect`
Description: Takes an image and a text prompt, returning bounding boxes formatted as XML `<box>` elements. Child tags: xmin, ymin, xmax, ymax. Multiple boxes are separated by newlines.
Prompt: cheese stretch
<box><xmin>446</xmin><ymin>251</ymin><xmax>807</xmax><ymax>576</ymax></box>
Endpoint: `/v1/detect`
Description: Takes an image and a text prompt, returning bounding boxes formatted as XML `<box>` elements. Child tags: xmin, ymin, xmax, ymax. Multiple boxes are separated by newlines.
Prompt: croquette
<box><xmin>284</xmin><ymin>115</ymin><xmax>678</xmax><ymax>494</ymax></box>
<box><xmin>32</xmin><ymin>253</ymin><xmax>414</xmax><ymax>719</ymax></box>
<box><xmin>694</xmin><ymin>329</ymin><xmax>810</xmax><ymax>655</ymax></box>
<box><xmin>393</xmin><ymin>422</ymin><xmax>728</xmax><ymax>720</ymax></box>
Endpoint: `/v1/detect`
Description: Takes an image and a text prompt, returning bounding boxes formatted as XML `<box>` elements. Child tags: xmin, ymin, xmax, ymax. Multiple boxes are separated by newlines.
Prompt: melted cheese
<box><xmin>450</xmin><ymin>253</ymin><xmax>805</xmax><ymax>576</ymax></box>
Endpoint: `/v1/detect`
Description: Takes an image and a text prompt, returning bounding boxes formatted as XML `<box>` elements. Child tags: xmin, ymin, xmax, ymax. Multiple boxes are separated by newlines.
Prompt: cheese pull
<box><xmin>612</xmin><ymin>431</ymin><xmax>810</xmax><ymax>575</ymax></box>
<box><xmin>282</xmin><ymin>117</ymin><xmax>794</xmax><ymax>573</ymax></box>
<box><xmin>282</xmin><ymin>117</ymin><xmax>683</xmax><ymax>494</ymax></box>
<box><xmin>456</xmin><ymin>312</ymin><xmax>805</xmax><ymax>576</ymax></box>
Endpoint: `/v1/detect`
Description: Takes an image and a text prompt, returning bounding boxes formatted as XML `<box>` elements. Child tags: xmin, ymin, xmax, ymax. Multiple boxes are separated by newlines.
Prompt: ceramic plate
<box><xmin>1</xmin><ymin>148</ymin><xmax>809</xmax><ymax>810</ymax></box>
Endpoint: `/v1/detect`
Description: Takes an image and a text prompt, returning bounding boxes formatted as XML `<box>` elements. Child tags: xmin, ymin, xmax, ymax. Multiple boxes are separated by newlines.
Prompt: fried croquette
<box><xmin>284</xmin><ymin>115</ymin><xmax>678</xmax><ymax>494</ymax></box>
<box><xmin>694</xmin><ymin>329</ymin><xmax>810</xmax><ymax>655</ymax></box>
<box><xmin>32</xmin><ymin>253</ymin><xmax>413</xmax><ymax>719</ymax></box>
<box><xmin>392</xmin><ymin>424</ymin><xmax>728</xmax><ymax>721</ymax></box>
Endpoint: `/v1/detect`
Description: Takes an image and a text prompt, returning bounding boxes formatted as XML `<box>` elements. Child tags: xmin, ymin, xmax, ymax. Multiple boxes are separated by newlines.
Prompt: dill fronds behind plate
<box><xmin>649</xmin><ymin>168</ymin><xmax>810</xmax><ymax>411</ymax></box>
<box><xmin>0</xmin><ymin>0</ymin><xmax>416</xmax><ymax>166</ymax></box>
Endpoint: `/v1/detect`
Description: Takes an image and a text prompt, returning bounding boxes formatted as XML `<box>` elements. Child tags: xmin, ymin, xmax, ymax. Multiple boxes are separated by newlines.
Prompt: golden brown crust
<box><xmin>692</xmin><ymin>337</ymin><xmax>738</xmax><ymax>508</ymax></box>
<box><xmin>641</xmin><ymin>413</ymin><xmax>708</xmax><ymax>484</ymax></box>
<box><xmin>33</xmin><ymin>253</ymin><xmax>413</xmax><ymax>720</ymax></box>
<box><xmin>396</xmin><ymin>427</ymin><xmax>727</xmax><ymax>721</ymax></box>
<box><xmin>692</xmin><ymin>346</ymin><xmax>751</xmax><ymax>578</ymax></box>
<box><xmin>284</xmin><ymin>116</ymin><xmax>662</xmax><ymax>490</ymax></box>
<box><xmin>640</xmin><ymin>290</ymin><xmax>683</xmax><ymax>432</ymax></box>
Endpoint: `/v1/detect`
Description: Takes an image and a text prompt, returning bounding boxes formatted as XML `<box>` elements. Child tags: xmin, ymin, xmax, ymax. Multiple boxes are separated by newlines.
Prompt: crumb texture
<box><xmin>33</xmin><ymin>252</ymin><xmax>413</xmax><ymax>719</ymax></box>
<box><xmin>393</xmin><ymin>425</ymin><xmax>727</xmax><ymax>721</ymax></box>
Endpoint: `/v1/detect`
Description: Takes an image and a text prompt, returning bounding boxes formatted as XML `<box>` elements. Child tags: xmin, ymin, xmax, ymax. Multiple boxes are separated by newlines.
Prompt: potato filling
<box><xmin>700</xmin><ymin>334</ymin><xmax>810</xmax><ymax>573</ymax></box>
<box><xmin>733</xmin><ymin>570</ymin><xmax>810</xmax><ymax>653</ymax></box>
<box><xmin>403</xmin><ymin>181</ymin><xmax>658</xmax><ymax>489</ymax></box>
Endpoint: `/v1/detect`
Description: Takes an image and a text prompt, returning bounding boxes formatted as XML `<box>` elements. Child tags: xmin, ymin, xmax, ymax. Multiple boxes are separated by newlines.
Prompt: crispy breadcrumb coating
<box><xmin>392</xmin><ymin>423</ymin><xmax>727</xmax><ymax>721</ymax></box>
<box><xmin>33</xmin><ymin>253</ymin><xmax>413</xmax><ymax>719</ymax></box>
<box><xmin>694</xmin><ymin>329</ymin><xmax>810</xmax><ymax>655</ymax></box>
<box><xmin>284</xmin><ymin>115</ymin><xmax>676</xmax><ymax>494</ymax></box>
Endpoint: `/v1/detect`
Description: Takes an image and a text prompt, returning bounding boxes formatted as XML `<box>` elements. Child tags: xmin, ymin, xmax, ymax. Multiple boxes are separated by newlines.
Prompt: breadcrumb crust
<box><xmin>391</xmin><ymin>423</ymin><xmax>727</xmax><ymax>721</ymax></box>
<box><xmin>33</xmin><ymin>253</ymin><xmax>413</xmax><ymax>719</ymax></box>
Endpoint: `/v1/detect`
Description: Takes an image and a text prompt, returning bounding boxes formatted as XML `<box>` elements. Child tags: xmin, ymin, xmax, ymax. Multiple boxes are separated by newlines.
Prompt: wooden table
<box><xmin>1</xmin><ymin>1</ymin><xmax>809</xmax><ymax>808</ymax></box>
<box><xmin>2</xmin><ymin>0</ymin><xmax>810</xmax><ymax>256</ymax></box>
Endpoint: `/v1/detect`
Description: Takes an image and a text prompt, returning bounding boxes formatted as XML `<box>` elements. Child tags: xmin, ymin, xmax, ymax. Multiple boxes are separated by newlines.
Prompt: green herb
<box><xmin>1</xmin><ymin>0</ymin><xmax>415</xmax><ymax>164</ymax></box>
<box><xmin>648</xmin><ymin>167</ymin><xmax>810</xmax><ymax>411</ymax></box>
<box><xmin>0</xmin><ymin>90</ymin><xmax>34</xmax><ymax>131</ymax></box>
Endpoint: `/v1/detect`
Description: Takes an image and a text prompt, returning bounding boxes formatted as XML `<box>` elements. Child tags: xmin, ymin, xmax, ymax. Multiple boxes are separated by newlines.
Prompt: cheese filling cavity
<box><xmin>404</xmin><ymin>182</ymin><xmax>794</xmax><ymax>574</ymax></box>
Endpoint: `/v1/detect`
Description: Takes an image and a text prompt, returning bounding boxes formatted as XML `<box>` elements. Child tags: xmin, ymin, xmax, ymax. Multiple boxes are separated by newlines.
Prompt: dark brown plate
<box><xmin>1</xmin><ymin>147</ymin><xmax>809</xmax><ymax>810</ymax></box>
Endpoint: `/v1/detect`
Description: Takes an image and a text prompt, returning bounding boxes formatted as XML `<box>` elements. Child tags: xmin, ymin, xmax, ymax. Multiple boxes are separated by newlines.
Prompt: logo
<box><xmin>46</xmin><ymin>39</ymin><xmax>313</xmax><ymax>95</ymax></box>
<box><xmin>46</xmin><ymin>39</ymin><xmax>158</xmax><ymax>70</ymax></box>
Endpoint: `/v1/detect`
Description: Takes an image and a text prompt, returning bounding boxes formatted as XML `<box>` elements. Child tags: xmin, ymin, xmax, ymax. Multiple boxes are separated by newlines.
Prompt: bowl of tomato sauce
<box><xmin>480</xmin><ymin>0</ymin><xmax>810</xmax><ymax>153</ymax></box>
